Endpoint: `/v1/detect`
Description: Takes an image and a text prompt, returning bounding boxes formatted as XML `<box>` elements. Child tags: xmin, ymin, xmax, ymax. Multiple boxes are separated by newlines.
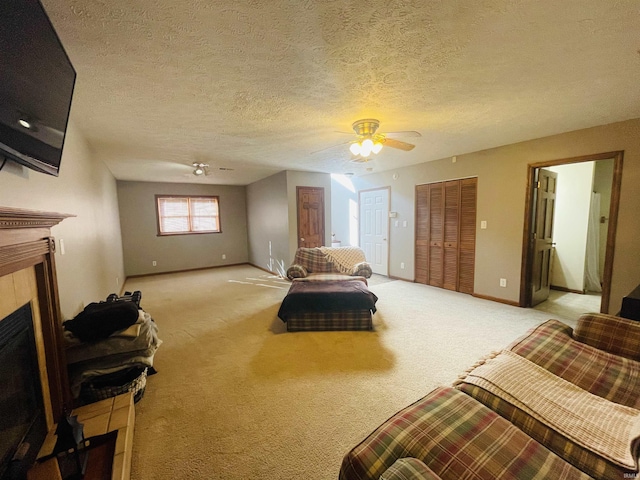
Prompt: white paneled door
<box><xmin>360</xmin><ymin>188</ymin><xmax>389</xmax><ymax>276</ymax></box>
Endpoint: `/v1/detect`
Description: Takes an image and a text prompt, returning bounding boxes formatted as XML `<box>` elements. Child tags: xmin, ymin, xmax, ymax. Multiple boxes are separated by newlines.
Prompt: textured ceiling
<box><xmin>41</xmin><ymin>0</ymin><xmax>640</xmax><ymax>185</ymax></box>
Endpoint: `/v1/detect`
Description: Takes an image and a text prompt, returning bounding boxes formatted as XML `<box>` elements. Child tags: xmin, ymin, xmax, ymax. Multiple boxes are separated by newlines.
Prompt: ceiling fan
<box><xmin>192</xmin><ymin>162</ymin><xmax>209</xmax><ymax>176</ymax></box>
<box><xmin>313</xmin><ymin>119</ymin><xmax>421</xmax><ymax>161</ymax></box>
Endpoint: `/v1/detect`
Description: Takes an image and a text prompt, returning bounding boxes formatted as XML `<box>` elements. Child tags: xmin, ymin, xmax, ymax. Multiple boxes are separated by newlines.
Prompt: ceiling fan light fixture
<box><xmin>192</xmin><ymin>162</ymin><xmax>208</xmax><ymax>176</ymax></box>
<box><xmin>312</xmin><ymin>118</ymin><xmax>418</xmax><ymax>159</ymax></box>
<box><xmin>360</xmin><ymin>138</ymin><xmax>374</xmax><ymax>156</ymax></box>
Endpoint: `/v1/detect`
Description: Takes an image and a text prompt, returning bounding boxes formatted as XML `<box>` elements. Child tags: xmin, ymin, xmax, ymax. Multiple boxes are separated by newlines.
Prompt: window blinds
<box><xmin>157</xmin><ymin>196</ymin><xmax>219</xmax><ymax>234</ymax></box>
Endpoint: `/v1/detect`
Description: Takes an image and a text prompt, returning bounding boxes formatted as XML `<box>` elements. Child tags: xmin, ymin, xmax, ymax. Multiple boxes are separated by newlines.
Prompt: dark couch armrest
<box><xmin>351</xmin><ymin>262</ymin><xmax>372</xmax><ymax>279</ymax></box>
<box><xmin>574</xmin><ymin>312</ymin><xmax>640</xmax><ymax>361</ymax></box>
<box><xmin>286</xmin><ymin>264</ymin><xmax>308</xmax><ymax>280</ymax></box>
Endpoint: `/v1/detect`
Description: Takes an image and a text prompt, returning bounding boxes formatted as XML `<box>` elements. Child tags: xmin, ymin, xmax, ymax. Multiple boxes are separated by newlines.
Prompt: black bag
<box><xmin>64</xmin><ymin>300</ymin><xmax>139</xmax><ymax>342</ymax></box>
<box><xmin>106</xmin><ymin>290</ymin><xmax>142</xmax><ymax>308</ymax></box>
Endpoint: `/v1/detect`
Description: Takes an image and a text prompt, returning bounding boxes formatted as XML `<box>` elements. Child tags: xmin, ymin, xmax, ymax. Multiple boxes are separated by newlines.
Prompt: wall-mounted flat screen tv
<box><xmin>0</xmin><ymin>0</ymin><xmax>76</xmax><ymax>177</ymax></box>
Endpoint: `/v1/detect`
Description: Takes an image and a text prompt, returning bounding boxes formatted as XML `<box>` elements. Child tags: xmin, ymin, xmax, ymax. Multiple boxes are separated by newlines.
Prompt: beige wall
<box><xmin>117</xmin><ymin>181</ymin><xmax>248</xmax><ymax>276</ymax></box>
<box><xmin>351</xmin><ymin>118</ymin><xmax>640</xmax><ymax>314</ymax></box>
<box><xmin>246</xmin><ymin>171</ymin><xmax>290</xmax><ymax>276</ymax></box>
<box><xmin>0</xmin><ymin>121</ymin><xmax>125</xmax><ymax>318</ymax></box>
<box><xmin>246</xmin><ymin>170</ymin><xmax>332</xmax><ymax>274</ymax></box>
<box><xmin>331</xmin><ymin>174</ymin><xmax>358</xmax><ymax>247</ymax></box>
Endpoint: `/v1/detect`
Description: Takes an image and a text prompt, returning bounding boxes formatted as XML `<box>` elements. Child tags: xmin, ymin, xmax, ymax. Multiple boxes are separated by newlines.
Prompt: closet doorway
<box><xmin>520</xmin><ymin>151</ymin><xmax>623</xmax><ymax>313</ymax></box>
<box><xmin>415</xmin><ymin>177</ymin><xmax>477</xmax><ymax>293</ymax></box>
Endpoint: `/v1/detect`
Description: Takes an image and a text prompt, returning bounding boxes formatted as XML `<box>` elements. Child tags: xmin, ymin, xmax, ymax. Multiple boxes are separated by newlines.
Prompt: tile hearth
<box><xmin>27</xmin><ymin>392</ymin><xmax>135</xmax><ymax>480</ymax></box>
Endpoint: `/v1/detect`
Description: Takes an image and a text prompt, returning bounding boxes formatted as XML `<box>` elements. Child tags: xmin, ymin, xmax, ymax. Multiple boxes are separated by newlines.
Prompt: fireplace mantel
<box><xmin>0</xmin><ymin>206</ymin><xmax>74</xmax><ymax>229</ymax></box>
<box><xmin>0</xmin><ymin>206</ymin><xmax>75</xmax><ymax>420</ymax></box>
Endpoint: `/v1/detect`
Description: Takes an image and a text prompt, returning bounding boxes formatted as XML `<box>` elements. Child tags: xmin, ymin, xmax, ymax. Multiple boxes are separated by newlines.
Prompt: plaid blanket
<box><xmin>458</xmin><ymin>350</ymin><xmax>640</xmax><ymax>471</ymax></box>
<box><xmin>458</xmin><ymin>383</ymin><xmax>635</xmax><ymax>480</ymax></box>
<box><xmin>507</xmin><ymin>319</ymin><xmax>640</xmax><ymax>408</ymax></box>
<box><xmin>339</xmin><ymin>386</ymin><xmax>590</xmax><ymax>480</ymax></box>
<box><xmin>320</xmin><ymin>246</ymin><xmax>367</xmax><ymax>275</ymax></box>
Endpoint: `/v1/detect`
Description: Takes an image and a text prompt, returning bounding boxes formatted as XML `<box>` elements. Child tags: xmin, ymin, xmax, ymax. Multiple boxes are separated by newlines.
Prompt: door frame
<box><xmin>358</xmin><ymin>186</ymin><xmax>391</xmax><ymax>276</ymax></box>
<box><xmin>519</xmin><ymin>151</ymin><xmax>623</xmax><ymax>312</ymax></box>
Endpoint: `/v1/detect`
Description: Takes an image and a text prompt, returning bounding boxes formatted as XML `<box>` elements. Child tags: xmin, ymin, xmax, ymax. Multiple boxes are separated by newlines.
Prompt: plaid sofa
<box><xmin>340</xmin><ymin>386</ymin><xmax>590</xmax><ymax>480</ymax></box>
<box><xmin>286</xmin><ymin>247</ymin><xmax>372</xmax><ymax>280</ymax></box>
<box><xmin>339</xmin><ymin>313</ymin><xmax>640</xmax><ymax>479</ymax></box>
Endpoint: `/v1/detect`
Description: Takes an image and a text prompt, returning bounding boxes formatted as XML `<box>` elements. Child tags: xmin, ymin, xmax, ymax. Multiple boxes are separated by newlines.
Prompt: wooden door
<box><xmin>297</xmin><ymin>187</ymin><xmax>324</xmax><ymax>248</ymax></box>
<box><xmin>443</xmin><ymin>180</ymin><xmax>460</xmax><ymax>290</ymax></box>
<box><xmin>428</xmin><ymin>183</ymin><xmax>444</xmax><ymax>288</ymax></box>
<box><xmin>458</xmin><ymin>178</ymin><xmax>477</xmax><ymax>293</ymax></box>
<box><xmin>415</xmin><ymin>185</ymin><xmax>429</xmax><ymax>284</ymax></box>
<box><xmin>360</xmin><ymin>188</ymin><xmax>389</xmax><ymax>275</ymax></box>
<box><xmin>531</xmin><ymin>169</ymin><xmax>557</xmax><ymax>305</ymax></box>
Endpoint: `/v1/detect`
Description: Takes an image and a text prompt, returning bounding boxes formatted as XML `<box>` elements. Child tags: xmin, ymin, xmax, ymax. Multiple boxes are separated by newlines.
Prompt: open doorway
<box><xmin>520</xmin><ymin>151</ymin><xmax>623</xmax><ymax>314</ymax></box>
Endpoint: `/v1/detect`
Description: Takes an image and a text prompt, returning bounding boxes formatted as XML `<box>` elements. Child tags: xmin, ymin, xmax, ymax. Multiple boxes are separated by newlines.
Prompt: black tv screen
<box><xmin>0</xmin><ymin>0</ymin><xmax>76</xmax><ymax>176</ymax></box>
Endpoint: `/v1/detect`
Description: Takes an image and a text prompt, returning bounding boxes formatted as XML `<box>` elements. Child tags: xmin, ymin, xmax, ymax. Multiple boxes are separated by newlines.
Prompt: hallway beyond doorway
<box><xmin>533</xmin><ymin>289</ymin><xmax>601</xmax><ymax>325</ymax></box>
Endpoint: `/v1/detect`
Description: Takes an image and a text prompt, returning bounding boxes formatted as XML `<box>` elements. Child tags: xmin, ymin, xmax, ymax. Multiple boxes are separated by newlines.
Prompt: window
<box><xmin>156</xmin><ymin>195</ymin><xmax>221</xmax><ymax>235</ymax></box>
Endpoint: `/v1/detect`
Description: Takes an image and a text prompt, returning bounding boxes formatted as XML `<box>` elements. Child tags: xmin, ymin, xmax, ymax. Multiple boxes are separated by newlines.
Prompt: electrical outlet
<box><xmin>222</xmin><ymin>254</ymin><xmax>226</xmax><ymax>260</ymax></box>
<box><xmin>116</xmin><ymin>276</ymin><xmax>119</xmax><ymax>286</ymax></box>
<box><xmin>152</xmin><ymin>260</ymin><xmax>157</xmax><ymax>267</ymax></box>
<box><xmin>400</xmin><ymin>262</ymin><xmax>405</xmax><ymax>269</ymax></box>
<box><xmin>500</xmin><ymin>278</ymin><xmax>507</xmax><ymax>287</ymax></box>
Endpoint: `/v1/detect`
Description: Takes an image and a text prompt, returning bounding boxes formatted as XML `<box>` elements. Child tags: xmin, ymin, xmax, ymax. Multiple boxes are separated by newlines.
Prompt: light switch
<box><xmin>402</xmin><ymin>220</ymin><xmax>407</xmax><ymax>227</ymax></box>
<box><xmin>481</xmin><ymin>220</ymin><xmax>487</xmax><ymax>229</ymax></box>
<box><xmin>59</xmin><ymin>238</ymin><xmax>65</xmax><ymax>255</ymax></box>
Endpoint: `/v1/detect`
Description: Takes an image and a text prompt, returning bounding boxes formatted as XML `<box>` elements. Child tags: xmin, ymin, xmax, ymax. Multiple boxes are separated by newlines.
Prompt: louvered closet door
<box><xmin>415</xmin><ymin>178</ymin><xmax>477</xmax><ymax>294</ymax></box>
<box><xmin>428</xmin><ymin>183</ymin><xmax>444</xmax><ymax>288</ymax></box>
<box><xmin>415</xmin><ymin>184</ymin><xmax>429</xmax><ymax>284</ymax></box>
<box><xmin>458</xmin><ymin>178</ymin><xmax>477</xmax><ymax>293</ymax></box>
<box><xmin>443</xmin><ymin>180</ymin><xmax>460</xmax><ymax>291</ymax></box>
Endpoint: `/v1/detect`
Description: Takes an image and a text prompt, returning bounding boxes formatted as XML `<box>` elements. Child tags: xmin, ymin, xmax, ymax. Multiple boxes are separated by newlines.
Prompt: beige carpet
<box><xmin>123</xmin><ymin>265</ymin><xmax>582</xmax><ymax>479</ymax></box>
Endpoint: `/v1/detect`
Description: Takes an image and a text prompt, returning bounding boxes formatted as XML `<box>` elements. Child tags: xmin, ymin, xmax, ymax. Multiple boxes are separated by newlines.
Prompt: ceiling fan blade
<box><xmin>384</xmin><ymin>138</ymin><xmax>415</xmax><ymax>151</ymax></box>
<box><xmin>310</xmin><ymin>140</ymin><xmax>353</xmax><ymax>155</ymax></box>
<box><xmin>349</xmin><ymin>157</ymin><xmax>373</xmax><ymax>164</ymax></box>
<box><xmin>384</xmin><ymin>130</ymin><xmax>422</xmax><ymax>138</ymax></box>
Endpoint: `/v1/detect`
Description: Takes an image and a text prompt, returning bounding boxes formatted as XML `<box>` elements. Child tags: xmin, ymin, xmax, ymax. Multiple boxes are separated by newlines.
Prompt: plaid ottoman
<box><xmin>278</xmin><ymin>278</ymin><xmax>377</xmax><ymax>332</ymax></box>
